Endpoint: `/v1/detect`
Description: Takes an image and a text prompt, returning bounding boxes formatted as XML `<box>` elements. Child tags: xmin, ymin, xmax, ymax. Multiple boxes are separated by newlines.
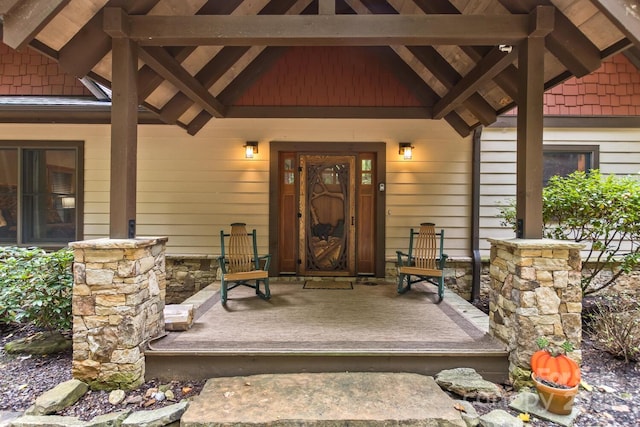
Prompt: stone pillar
<box><xmin>69</xmin><ymin>237</ymin><xmax>168</xmax><ymax>390</ymax></box>
<box><xmin>487</xmin><ymin>238</ymin><xmax>583</xmax><ymax>381</ymax></box>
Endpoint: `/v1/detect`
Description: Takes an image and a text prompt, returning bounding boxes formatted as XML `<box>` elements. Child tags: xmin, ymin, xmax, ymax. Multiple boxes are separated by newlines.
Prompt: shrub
<box><xmin>588</xmin><ymin>294</ymin><xmax>640</xmax><ymax>363</ymax></box>
<box><xmin>498</xmin><ymin>170</ymin><xmax>640</xmax><ymax>295</ymax></box>
<box><xmin>0</xmin><ymin>246</ymin><xmax>73</xmax><ymax>331</ymax></box>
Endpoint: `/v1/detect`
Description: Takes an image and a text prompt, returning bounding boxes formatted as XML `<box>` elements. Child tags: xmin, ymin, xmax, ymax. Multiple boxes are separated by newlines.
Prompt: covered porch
<box><xmin>145</xmin><ymin>280</ymin><xmax>509</xmax><ymax>383</ymax></box>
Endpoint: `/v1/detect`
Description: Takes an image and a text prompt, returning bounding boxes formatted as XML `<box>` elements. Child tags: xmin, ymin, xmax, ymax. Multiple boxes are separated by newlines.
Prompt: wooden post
<box><xmin>109</xmin><ymin>34</ymin><xmax>138</xmax><ymax>238</ymax></box>
<box><xmin>515</xmin><ymin>8</ymin><xmax>554</xmax><ymax>239</ymax></box>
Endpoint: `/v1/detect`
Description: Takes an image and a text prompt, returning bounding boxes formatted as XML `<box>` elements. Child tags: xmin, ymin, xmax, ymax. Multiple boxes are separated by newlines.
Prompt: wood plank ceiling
<box><xmin>1</xmin><ymin>0</ymin><xmax>638</xmax><ymax>137</ymax></box>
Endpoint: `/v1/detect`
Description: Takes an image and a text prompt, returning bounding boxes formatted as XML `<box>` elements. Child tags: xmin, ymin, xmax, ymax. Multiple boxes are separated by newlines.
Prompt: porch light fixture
<box><xmin>399</xmin><ymin>142</ymin><xmax>414</xmax><ymax>160</ymax></box>
<box><xmin>244</xmin><ymin>141</ymin><xmax>258</xmax><ymax>159</ymax></box>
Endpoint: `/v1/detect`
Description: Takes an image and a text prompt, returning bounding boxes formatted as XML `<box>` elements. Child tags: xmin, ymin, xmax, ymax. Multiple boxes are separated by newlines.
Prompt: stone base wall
<box><xmin>487</xmin><ymin>238</ymin><xmax>584</xmax><ymax>381</ymax></box>
<box><xmin>70</xmin><ymin>238</ymin><xmax>168</xmax><ymax>390</ymax></box>
<box><xmin>164</xmin><ymin>255</ymin><xmax>638</xmax><ymax>304</ymax></box>
<box><xmin>165</xmin><ymin>256</ymin><xmax>219</xmax><ymax>304</ymax></box>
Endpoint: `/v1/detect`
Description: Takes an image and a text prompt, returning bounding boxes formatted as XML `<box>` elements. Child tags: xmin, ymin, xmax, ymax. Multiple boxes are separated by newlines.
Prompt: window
<box><xmin>0</xmin><ymin>141</ymin><xmax>83</xmax><ymax>247</ymax></box>
<box><xmin>543</xmin><ymin>145</ymin><xmax>599</xmax><ymax>185</ymax></box>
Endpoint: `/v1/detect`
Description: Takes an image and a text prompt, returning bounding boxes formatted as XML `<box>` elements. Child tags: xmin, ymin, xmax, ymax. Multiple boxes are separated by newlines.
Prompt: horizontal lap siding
<box><xmin>0</xmin><ymin>119</ymin><xmax>472</xmax><ymax>259</ymax></box>
<box><xmin>480</xmin><ymin>126</ymin><xmax>640</xmax><ymax>254</ymax></box>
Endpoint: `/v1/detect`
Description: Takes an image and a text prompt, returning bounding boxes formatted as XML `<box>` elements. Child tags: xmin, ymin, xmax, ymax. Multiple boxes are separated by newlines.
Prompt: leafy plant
<box><xmin>498</xmin><ymin>170</ymin><xmax>640</xmax><ymax>295</ymax></box>
<box><xmin>588</xmin><ymin>294</ymin><xmax>640</xmax><ymax>363</ymax></box>
<box><xmin>0</xmin><ymin>246</ymin><xmax>73</xmax><ymax>331</ymax></box>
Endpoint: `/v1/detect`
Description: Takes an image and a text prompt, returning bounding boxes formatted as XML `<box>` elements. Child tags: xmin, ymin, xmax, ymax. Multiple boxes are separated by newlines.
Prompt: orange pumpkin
<box><xmin>531</xmin><ymin>351</ymin><xmax>581</xmax><ymax>387</ymax></box>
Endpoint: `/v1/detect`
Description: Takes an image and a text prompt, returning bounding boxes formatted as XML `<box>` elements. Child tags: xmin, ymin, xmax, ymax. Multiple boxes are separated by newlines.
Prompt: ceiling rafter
<box><xmin>135</xmin><ymin>0</ymin><xmax>248</xmax><ymax>103</ymax></box>
<box><xmin>187</xmin><ymin>46</ymin><xmax>289</xmax><ymax>135</ymax></box>
<box><xmin>411</xmin><ymin>0</ymin><xmax>520</xmax><ymax>101</ymax></box>
<box><xmin>138</xmin><ymin>46</ymin><xmax>226</xmax><ymax>119</ymax></box>
<box><xmin>158</xmin><ymin>0</ymin><xmax>305</xmax><ymax>126</ymax></box>
<box><xmin>433</xmin><ymin>47</ymin><xmax>518</xmax><ymax>120</ymax></box>
<box><xmin>57</xmin><ymin>0</ymin><xmax>160</xmax><ymax>79</ymax></box>
<box><xmin>346</xmin><ymin>0</ymin><xmax>476</xmax><ymax>132</ymax></box>
<box><xmin>497</xmin><ymin>0</ymin><xmax>602</xmax><ymax>77</ymax></box>
<box><xmin>105</xmin><ymin>13</ymin><xmax>533</xmax><ymax>46</ymax></box>
<box><xmin>590</xmin><ymin>0</ymin><xmax>640</xmax><ymax>48</ymax></box>
<box><xmin>1</xmin><ymin>0</ymin><xmax>68</xmax><ymax>50</ymax></box>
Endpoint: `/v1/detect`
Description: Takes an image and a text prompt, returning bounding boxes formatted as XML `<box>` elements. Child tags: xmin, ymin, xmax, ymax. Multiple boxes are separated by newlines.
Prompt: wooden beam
<box><xmin>0</xmin><ymin>0</ymin><xmax>20</xmax><ymax>15</ymax></box>
<box><xmin>411</xmin><ymin>0</ymin><xmax>520</xmax><ymax>101</ymax></box>
<box><xmin>58</xmin><ymin>0</ymin><xmax>160</xmax><ymax>78</ymax></box>
<box><xmin>433</xmin><ymin>47</ymin><xmax>517</xmax><ymax>119</ymax></box>
<box><xmin>161</xmin><ymin>46</ymin><xmax>250</xmax><ymax>123</ymax></box>
<box><xmin>224</xmin><ymin>106</ymin><xmax>433</xmax><ymax>119</ymax></box>
<box><xmin>158</xmin><ymin>0</ymin><xmax>304</xmax><ymax>123</ymax></box>
<box><xmin>319</xmin><ymin>0</ymin><xmax>335</xmax><ymax>14</ymax></box>
<box><xmin>516</xmin><ymin>36</ymin><xmax>546</xmax><ymax>239</ymax></box>
<box><xmin>110</xmin><ymin>37</ymin><xmax>138</xmax><ymax>239</ymax></box>
<box><xmin>591</xmin><ymin>0</ymin><xmax>640</xmax><ymax>48</ymax></box>
<box><xmin>138</xmin><ymin>46</ymin><xmax>226</xmax><ymax>118</ymax></box>
<box><xmin>187</xmin><ymin>46</ymin><xmax>289</xmax><ymax>134</ymax></box>
<box><xmin>408</xmin><ymin>46</ymin><xmax>496</xmax><ymax>125</ymax></box>
<box><xmin>2</xmin><ymin>0</ymin><xmax>69</xmax><ymax>50</ymax></box>
<box><xmin>106</xmin><ymin>13</ymin><xmax>532</xmax><ymax>46</ymax></box>
<box><xmin>497</xmin><ymin>0</ymin><xmax>601</xmax><ymax>77</ymax></box>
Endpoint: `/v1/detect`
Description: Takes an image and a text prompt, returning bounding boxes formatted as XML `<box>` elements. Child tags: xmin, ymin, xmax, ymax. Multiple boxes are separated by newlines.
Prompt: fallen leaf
<box><xmin>598</xmin><ymin>385</ymin><xmax>616</xmax><ymax>393</ymax></box>
<box><xmin>453</xmin><ymin>402</ymin><xmax>466</xmax><ymax>413</ymax></box>
<box><xmin>143</xmin><ymin>398</ymin><xmax>156</xmax><ymax>407</ymax></box>
<box><xmin>518</xmin><ymin>413</ymin><xmax>530</xmax><ymax>422</ymax></box>
<box><xmin>580</xmin><ymin>380</ymin><xmax>593</xmax><ymax>392</ymax></box>
<box><xmin>611</xmin><ymin>405</ymin><xmax>630</xmax><ymax>412</ymax></box>
<box><xmin>182</xmin><ymin>386</ymin><xmax>193</xmax><ymax>394</ymax></box>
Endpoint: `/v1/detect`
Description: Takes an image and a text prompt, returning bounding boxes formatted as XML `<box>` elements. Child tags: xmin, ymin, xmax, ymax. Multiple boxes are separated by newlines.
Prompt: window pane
<box><xmin>22</xmin><ymin>149</ymin><xmax>76</xmax><ymax>243</ymax></box>
<box><xmin>361</xmin><ymin>172</ymin><xmax>372</xmax><ymax>185</ymax></box>
<box><xmin>0</xmin><ymin>149</ymin><xmax>18</xmax><ymax>242</ymax></box>
<box><xmin>543</xmin><ymin>152</ymin><xmax>591</xmax><ymax>185</ymax></box>
<box><xmin>362</xmin><ymin>159</ymin><xmax>372</xmax><ymax>171</ymax></box>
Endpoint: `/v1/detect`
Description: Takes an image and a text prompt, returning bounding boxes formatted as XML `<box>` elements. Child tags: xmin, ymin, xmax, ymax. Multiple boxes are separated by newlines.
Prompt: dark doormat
<box><xmin>303</xmin><ymin>281</ymin><xmax>353</xmax><ymax>290</ymax></box>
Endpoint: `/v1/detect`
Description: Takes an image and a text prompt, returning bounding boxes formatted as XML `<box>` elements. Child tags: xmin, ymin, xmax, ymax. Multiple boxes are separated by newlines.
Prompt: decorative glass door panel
<box><xmin>299</xmin><ymin>155</ymin><xmax>355</xmax><ymax>275</ymax></box>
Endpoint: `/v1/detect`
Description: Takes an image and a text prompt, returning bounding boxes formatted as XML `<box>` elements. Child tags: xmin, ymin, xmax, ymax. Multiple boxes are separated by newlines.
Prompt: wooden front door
<box><xmin>299</xmin><ymin>155</ymin><xmax>356</xmax><ymax>276</ymax></box>
<box><xmin>272</xmin><ymin>142</ymin><xmax>384</xmax><ymax>277</ymax></box>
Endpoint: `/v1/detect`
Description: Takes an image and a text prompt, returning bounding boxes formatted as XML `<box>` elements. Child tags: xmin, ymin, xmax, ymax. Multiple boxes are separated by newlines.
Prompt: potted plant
<box><xmin>530</xmin><ymin>338</ymin><xmax>581</xmax><ymax>415</ymax></box>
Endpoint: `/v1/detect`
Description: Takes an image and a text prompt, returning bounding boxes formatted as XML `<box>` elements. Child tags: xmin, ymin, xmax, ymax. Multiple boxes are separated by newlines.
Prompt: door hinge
<box><xmin>298</xmin><ymin>166</ymin><xmax>303</xmax><ymax>172</ymax></box>
<box><xmin>298</xmin><ymin>259</ymin><xmax>302</xmax><ymax>264</ymax></box>
<box><xmin>297</xmin><ymin>212</ymin><xmax>302</xmax><ymax>218</ymax></box>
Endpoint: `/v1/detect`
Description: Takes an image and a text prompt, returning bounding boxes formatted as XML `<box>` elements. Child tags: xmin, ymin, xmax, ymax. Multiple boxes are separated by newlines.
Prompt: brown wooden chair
<box><xmin>396</xmin><ymin>222</ymin><xmax>448</xmax><ymax>303</ymax></box>
<box><xmin>218</xmin><ymin>223</ymin><xmax>271</xmax><ymax>305</ymax></box>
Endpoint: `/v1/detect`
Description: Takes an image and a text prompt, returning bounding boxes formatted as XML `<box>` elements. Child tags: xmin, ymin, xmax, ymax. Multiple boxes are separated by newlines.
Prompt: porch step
<box><xmin>180</xmin><ymin>372</ymin><xmax>466</xmax><ymax>426</ymax></box>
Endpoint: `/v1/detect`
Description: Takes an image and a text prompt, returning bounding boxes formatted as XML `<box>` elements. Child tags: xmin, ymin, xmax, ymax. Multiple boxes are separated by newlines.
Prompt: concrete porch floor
<box><xmin>145</xmin><ymin>280</ymin><xmax>509</xmax><ymax>383</ymax></box>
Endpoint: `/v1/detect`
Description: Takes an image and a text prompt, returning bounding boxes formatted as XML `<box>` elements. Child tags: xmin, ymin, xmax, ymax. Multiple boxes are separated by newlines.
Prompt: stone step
<box><xmin>180</xmin><ymin>372</ymin><xmax>467</xmax><ymax>426</ymax></box>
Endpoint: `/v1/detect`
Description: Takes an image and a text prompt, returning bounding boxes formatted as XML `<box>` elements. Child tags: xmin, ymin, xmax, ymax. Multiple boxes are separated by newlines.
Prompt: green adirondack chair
<box><xmin>218</xmin><ymin>223</ymin><xmax>271</xmax><ymax>305</ymax></box>
<box><xmin>396</xmin><ymin>222</ymin><xmax>448</xmax><ymax>303</ymax></box>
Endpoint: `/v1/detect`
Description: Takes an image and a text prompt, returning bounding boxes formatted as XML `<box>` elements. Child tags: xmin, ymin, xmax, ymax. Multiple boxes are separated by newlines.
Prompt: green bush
<box><xmin>498</xmin><ymin>170</ymin><xmax>640</xmax><ymax>295</ymax></box>
<box><xmin>0</xmin><ymin>246</ymin><xmax>73</xmax><ymax>331</ymax></box>
<box><xmin>588</xmin><ymin>294</ymin><xmax>640</xmax><ymax>363</ymax></box>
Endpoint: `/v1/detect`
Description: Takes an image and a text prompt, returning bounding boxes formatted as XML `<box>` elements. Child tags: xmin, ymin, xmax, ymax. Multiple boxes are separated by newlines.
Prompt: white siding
<box><xmin>1</xmin><ymin>119</ymin><xmax>472</xmax><ymax>259</ymax></box>
<box><xmin>479</xmin><ymin>126</ymin><xmax>640</xmax><ymax>254</ymax></box>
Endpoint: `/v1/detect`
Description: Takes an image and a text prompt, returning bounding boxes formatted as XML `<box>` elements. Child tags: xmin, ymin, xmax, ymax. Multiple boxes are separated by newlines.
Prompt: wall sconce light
<box><xmin>244</xmin><ymin>141</ymin><xmax>258</xmax><ymax>159</ymax></box>
<box><xmin>398</xmin><ymin>142</ymin><xmax>414</xmax><ymax>160</ymax></box>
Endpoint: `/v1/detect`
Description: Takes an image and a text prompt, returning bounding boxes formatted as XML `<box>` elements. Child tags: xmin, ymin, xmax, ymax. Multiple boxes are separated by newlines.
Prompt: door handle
<box><xmin>351</xmin><ymin>216</ymin><xmax>355</xmax><ymax>226</ymax></box>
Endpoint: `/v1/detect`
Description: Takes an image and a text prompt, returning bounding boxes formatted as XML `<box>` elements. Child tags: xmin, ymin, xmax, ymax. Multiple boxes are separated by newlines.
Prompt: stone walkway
<box><xmin>181</xmin><ymin>372</ymin><xmax>468</xmax><ymax>426</ymax></box>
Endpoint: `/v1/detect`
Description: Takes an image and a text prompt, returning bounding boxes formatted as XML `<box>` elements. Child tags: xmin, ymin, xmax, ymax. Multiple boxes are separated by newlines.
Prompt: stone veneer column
<box><xmin>487</xmin><ymin>238</ymin><xmax>584</xmax><ymax>381</ymax></box>
<box><xmin>69</xmin><ymin>237</ymin><xmax>168</xmax><ymax>390</ymax></box>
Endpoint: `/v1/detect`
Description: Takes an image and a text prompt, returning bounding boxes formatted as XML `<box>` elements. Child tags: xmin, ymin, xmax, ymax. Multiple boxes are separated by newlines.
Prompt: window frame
<box><xmin>0</xmin><ymin>140</ymin><xmax>84</xmax><ymax>248</ymax></box>
<box><xmin>543</xmin><ymin>144</ymin><xmax>600</xmax><ymax>184</ymax></box>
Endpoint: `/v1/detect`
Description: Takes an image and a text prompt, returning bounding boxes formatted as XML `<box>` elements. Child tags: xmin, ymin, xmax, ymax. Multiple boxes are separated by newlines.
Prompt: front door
<box><xmin>272</xmin><ymin>142</ymin><xmax>385</xmax><ymax>277</ymax></box>
<box><xmin>299</xmin><ymin>155</ymin><xmax>356</xmax><ymax>276</ymax></box>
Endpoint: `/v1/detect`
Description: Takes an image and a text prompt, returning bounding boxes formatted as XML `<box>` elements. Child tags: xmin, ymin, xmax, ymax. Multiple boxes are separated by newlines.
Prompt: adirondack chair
<box><xmin>218</xmin><ymin>223</ymin><xmax>271</xmax><ymax>305</ymax></box>
<box><xmin>396</xmin><ymin>223</ymin><xmax>448</xmax><ymax>303</ymax></box>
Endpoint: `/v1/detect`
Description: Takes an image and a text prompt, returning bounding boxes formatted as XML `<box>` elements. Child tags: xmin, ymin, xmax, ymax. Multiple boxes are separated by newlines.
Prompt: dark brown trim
<box><xmin>225</xmin><ymin>106</ymin><xmax>432</xmax><ymax>119</ymax></box>
<box><xmin>269</xmin><ymin>141</ymin><xmax>386</xmax><ymax>278</ymax></box>
<box><xmin>0</xmin><ymin>104</ymin><xmax>166</xmax><ymax>125</ymax></box>
<box><xmin>543</xmin><ymin>144</ymin><xmax>600</xmax><ymax>171</ymax></box>
<box><xmin>471</xmin><ymin>127</ymin><xmax>482</xmax><ymax>303</ymax></box>
<box><xmin>492</xmin><ymin>115</ymin><xmax>640</xmax><ymax>128</ymax></box>
<box><xmin>0</xmin><ymin>139</ymin><xmax>84</xmax><ymax>247</ymax></box>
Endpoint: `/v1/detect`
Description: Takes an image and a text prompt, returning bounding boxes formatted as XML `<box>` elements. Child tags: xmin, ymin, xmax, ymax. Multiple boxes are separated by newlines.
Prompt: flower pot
<box><xmin>532</xmin><ymin>373</ymin><xmax>579</xmax><ymax>415</ymax></box>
